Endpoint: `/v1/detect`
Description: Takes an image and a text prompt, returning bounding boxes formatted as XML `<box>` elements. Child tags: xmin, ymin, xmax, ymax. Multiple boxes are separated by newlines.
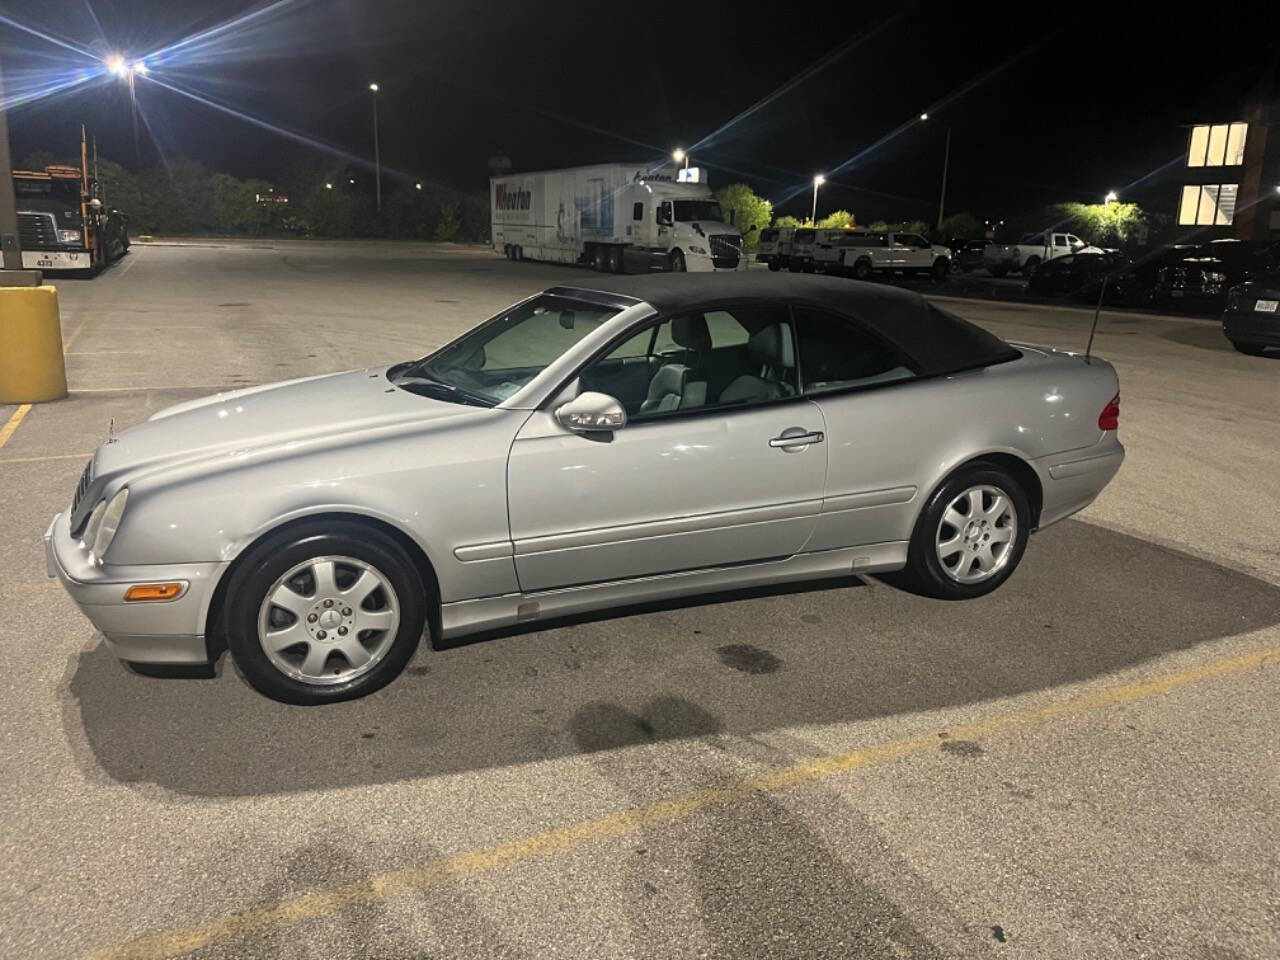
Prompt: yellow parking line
<box><xmin>0</xmin><ymin>404</ymin><xmax>32</xmax><ymax>450</ymax></box>
<box><xmin>72</xmin><ymin>385</ymin><xmax>232</xmax><ymax>394</ymax></box>
<box><xmin>0</xmin><ymin>452</ymin><xmax>91</xmax><ymax>464</ymax></box>
<box><xmin>91</xmin><ymin>644</ymin><xmax>1280</xmax><ymax>960</ymax></box>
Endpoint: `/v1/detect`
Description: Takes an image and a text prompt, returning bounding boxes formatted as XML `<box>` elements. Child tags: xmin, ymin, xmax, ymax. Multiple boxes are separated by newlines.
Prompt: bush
<box><xmin>816</xmin><ymin>209</ymin><xmax>855</xmax><ymax>230</ymax></box>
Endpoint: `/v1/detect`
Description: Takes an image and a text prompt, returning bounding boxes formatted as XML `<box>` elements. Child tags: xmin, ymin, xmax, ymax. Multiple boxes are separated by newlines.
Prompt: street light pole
<box><xmin>369</xmin><ymin>83</ymin><xmax>382</xmax><ymax>213</ymax></box>
<box><xmin>811</xmin><ymin>175</ymin><xmax>825</xmax><ymax>225</ymax></box>
<box><xmin>936</xmin><ymin>125</ymin><xmax>951</xmax><ymax>233</ymax></box>
<box><xmin>0</xmin><ymin>54</ymin><xmax>23</xmax><ymax>270</ymax></box>
<box><xmin>128</xmin><ymin>70</ymin><xmax>141</xmax><ymax>169</ymax></box>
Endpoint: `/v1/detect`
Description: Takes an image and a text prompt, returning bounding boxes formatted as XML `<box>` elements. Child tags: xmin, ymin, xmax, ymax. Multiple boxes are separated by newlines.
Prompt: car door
<box><xmin>506</xmin><ymin>302</ymin><xmax>827</xmax><ymax>592</ymax></box>
<box><xmin>789</xmin><ymin>306</ymin><xmax>926</xmax><ymax>551</ymax></box>
<box><xmin>885</xmin><ymin>234</ymin><xmax>910</xmax><ymax>268</ymax></box>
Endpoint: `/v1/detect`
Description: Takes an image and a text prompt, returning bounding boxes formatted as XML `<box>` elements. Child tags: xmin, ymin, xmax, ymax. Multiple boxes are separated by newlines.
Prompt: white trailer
<box><xmin>490</xmin><ymin>163</ymin><xmax>745</xmax><ymax>273</ymax></box>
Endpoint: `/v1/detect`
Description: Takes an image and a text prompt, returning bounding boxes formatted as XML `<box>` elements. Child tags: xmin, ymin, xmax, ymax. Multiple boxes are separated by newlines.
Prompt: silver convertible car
<box><xmin>47</xmin><ymin>274</ymin><xmax>1123</xmax><ymax>703</ymax></box>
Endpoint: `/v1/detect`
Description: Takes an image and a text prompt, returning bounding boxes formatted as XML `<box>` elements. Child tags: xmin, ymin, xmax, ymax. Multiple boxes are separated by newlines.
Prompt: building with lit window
<box><xmin>1177</xmin><ymin>112</ymin><xmax>1278</xmax><ymax>240</ymax></box>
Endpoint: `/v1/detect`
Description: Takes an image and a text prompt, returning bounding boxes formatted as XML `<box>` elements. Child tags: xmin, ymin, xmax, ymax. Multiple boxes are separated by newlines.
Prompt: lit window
<box><xmin>1187</xmin><ymin>123</ymin><xmax>1248</xmax><ymax>167</ymax></box>
<box><xmin>1225</xmin><ymin>123</ymin><xmax>1247</xmax><ymax>166</ymax></box>
<box><xmin>1179</xmin><ymin>184</ymin><xmax>1239</xmax><ymax>226</ymax></box>
<box><xmin>1178</xmin><ymin>185</ymin><xmax>1200</xmax><ymax>225</ymax></box>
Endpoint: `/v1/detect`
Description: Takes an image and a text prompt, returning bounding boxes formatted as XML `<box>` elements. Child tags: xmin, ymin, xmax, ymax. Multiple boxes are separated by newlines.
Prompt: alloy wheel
<box><xmin>256</xmin><ymin>555</ymin><xmax>401</xmax><ymax>685</ymax></box>
<box><xmin>935</xmin><ymin>485</ymin><xmax>1017</xmax><ymax>584</ymax></box>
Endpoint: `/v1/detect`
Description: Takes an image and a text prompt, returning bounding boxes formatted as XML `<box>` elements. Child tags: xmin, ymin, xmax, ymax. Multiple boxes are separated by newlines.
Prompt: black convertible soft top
<box><xmin>550</xmin><ymin>273</ymin><xmax>1020</xmax><ymax>377</ymax></box>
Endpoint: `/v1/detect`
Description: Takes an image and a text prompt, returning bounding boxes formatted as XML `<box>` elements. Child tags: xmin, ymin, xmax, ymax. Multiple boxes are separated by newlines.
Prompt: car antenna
<box><xmin>1084</xmin><ymin>270</ymin><xmax>1108</xmax><ymax>364</ymax></box>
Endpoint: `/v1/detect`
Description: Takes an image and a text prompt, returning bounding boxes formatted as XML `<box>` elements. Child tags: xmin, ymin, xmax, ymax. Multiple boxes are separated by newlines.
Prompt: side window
<box><xmin>794</xmin><ymin>308</ymin><xmax>917</xmax><ymax>395</ymax></box>
<box><xmin>1054</xmin><ymin>235</ymin><xmax>1069</xmax><ymax>247</ymax></box>
<box><xmin>576</xmin><ymin>303</ymin><xmax>797</xmax><ymax>421</ymax></box>
<box><xmin>632</xmin><ymin>202</ymin><xmax>644</xmax><ymax>221</ymax></box>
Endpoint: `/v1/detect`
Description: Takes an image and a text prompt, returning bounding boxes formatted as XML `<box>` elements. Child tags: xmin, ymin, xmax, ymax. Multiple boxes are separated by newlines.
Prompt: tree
<box><xmin>938</xmin><ymin>212</ymin><xmax>983</xmax><ymax>240</ymax></box>
<box><xmin>714</xmin><ymin>183</ymin><xmax>772</xmax><ymax>252</ymax></box>
<box><xmin>1050</xmin><ymin>202</ymin><xmax>1147</xmax><ymax>248</ymax></box>
<box><xmin>434</xmin><ymin>201</ymin><xmax>461</xmax><ymax>241</ymax></box>
<box><xmin>816</xmin><ymin>209</ymin><xmax>855</xmax><ymax>230</ymax></box>
<box><xmin>774</xmin><ymin>215</ymin><xmax>809</xmax><ymax>229</ymax></box>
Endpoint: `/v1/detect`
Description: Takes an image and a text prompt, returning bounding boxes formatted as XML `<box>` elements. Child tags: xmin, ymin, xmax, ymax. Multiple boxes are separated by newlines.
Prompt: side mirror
<box><xmin>555</xmin><ymin>391</ymin><xmax>627</xmax><ymax>433</ymax></box>
<box><xmin>746</xmin><ymin>224</ymin><xmax>758</xmax><ymax>234</ymax></box>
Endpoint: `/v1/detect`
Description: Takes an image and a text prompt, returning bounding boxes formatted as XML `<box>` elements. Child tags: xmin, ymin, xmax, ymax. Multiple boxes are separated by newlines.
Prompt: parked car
<box><xmin>1026</xmin><ymin>251</ymin><xmax>1149</xmax><ymax>304</ymax></box>
<box><xmin>984</xmin><ymin>231</ymin><xmax>1094</xmax><ymax>277</ymax></box>
<box><xmin>1223</xmin><ymin>273</ymin><xmax>1280</xmax><ymax>355</ymax></box>
<box><xmin>949</xmin><ymin>240</ymin><xmax>989</xmax><ymax>273</ymax></box>
<box><xmin>47</xmin><ymin>274</ymin><xmax>1123</xmax><ymax>704</ymax></box>
<box><xmin>836</xmin><ymin>231</ymin><xmax>952</xmax><ymax>280</ymax></box>
<box><xmin>1153</xmin><ymin>239</ymin><xmax>1280</xmax><ymax>311</ymax></box>
<box><xmin>756</xmin><ymin>226</ymin><xmax>795</xmax><ymax>271</ymax></box>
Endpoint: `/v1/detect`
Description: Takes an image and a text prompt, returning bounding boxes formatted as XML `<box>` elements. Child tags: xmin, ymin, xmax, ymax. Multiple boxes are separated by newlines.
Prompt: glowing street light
<box><xmin>672</xmin><ymin>148</ymin><xmax>688</xmax><ymax>170</ymax></box>
<box><xmin>1104</xmin><ymin>190</ymin><xmax>1118</xmax><ymax>204</ymax></box>
<box><xmin>369</xmin><ymin>82</ymin><xmax>382</xmax><ymax>212</ymax></box>
<box><xmin>325</xmin><ymin>182</ymin><xmax>333</xmax><ymax>189</ymax></box>
<box><xmin>415</xmin><ymin>182</ymin><xmax>422</xmax><ymax>190</ymax></box>
<box><xmin>812</xmin><ymin>174</ymin><xmax>825</xmax><ymax>224</ymax></box>
<box><xmin>920</xmin><ymin>112</ymin><xmax>929</xmax><ymax>121</ymax></box>
<box><xmin>133</xmin><ymin>61</ymin><xmax>148</xmax><ymax>75</ymax></box>
<box><xmin>348</xmin><ymin>178</ymin><xmax>355</xmax><ymax>184</ymax></box>
<box><xmin>106</xmin><ymin>54</ymin><xmax>127</xmax><ymax>77</ymax></box>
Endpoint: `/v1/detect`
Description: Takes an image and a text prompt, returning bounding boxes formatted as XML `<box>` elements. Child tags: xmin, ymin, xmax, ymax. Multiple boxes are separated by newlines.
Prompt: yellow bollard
<box><xmin>0</xmin><ymin>285</ymin><xmax>68</xmax><ymax>404</ymax></box>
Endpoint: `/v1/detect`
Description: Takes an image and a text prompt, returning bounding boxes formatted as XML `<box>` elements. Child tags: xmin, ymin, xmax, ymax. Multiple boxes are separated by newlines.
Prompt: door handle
<box><xmin>769</xmin><ymin>430</ymin><xmax>824</xmax><ymax>448</ymax></box>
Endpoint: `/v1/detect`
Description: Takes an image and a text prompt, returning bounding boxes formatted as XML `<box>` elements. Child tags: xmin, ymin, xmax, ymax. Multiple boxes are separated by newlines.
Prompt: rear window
<box><xmin>794</xmin><ymin>229</ymin><xmax>816</xmax><ymax>243</ymax></box>
<box><xmin>760</xmin><ymin>228</ymin><xmax>778</xmax><ymax>242</ymax></box>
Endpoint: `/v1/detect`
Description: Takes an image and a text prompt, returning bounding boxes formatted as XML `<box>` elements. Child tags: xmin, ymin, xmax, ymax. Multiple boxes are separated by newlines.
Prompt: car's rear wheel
<box><xmin>1022</xmin><ymin>256</ymin><xmax>1040</xmax><ymax>275</ymax></box>
<box><xmin>852</xmin><ymin>258</ymin><xmax>872</xmax><ymax>280</ymax></box>
<box><xmin>767</xmin><ymin>259</ymin><xmax>781</xmax><ymax>272</ymax></box>
<box><xmin>892</xmin><ymin>464</ymin><xmax>1030</xmax><ymax>600</ymax></box>
<box><xmin>224</xmin><ymin>521</ymin><xmax>426</xmax><ymax>704</ymax></box>
<box><xmin>1230</xmin><ymin>340</ymin><xmax>1267</xmax><ymax>356</ymax></box>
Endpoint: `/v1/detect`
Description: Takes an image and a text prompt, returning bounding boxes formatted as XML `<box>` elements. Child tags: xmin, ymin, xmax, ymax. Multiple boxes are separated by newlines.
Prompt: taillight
<box><xmin>1098</xmin><ymin>392</ymin><xmax>1120</xmax><ymax>431</ymax></box>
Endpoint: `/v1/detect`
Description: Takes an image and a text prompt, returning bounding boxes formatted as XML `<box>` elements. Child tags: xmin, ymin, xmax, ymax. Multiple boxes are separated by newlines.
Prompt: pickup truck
<box><xmin>984</xmin><ymin>231</ymin><xmax>1093</xmax><ymax>277</ymax></box>
<box><xmin>835</xmin><ymin>231</ymin><xmax>953</xmax><ymax>281</ymax></box>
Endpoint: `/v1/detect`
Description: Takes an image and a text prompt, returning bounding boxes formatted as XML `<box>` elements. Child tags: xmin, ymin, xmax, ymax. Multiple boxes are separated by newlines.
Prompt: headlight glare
<box><xmin>91</xmin><ymin>489</ymin><xmax>128</xmax><ymax>561</ymax></box>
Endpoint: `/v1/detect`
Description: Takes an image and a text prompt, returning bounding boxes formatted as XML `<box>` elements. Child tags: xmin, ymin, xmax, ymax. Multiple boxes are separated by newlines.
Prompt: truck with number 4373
<box><xmin>490</xmin><ymin>163</ymin><xmax>747</xmax><ymax>273</ymax></box>
<box><xmin>13</xmin><ymin>151</ymin><xmax>129</xmax><ymax>277</ymax></box>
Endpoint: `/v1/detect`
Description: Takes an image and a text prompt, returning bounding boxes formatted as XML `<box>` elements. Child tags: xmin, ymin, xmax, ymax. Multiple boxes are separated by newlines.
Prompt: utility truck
<box><xmin>490</xmin><ymin>163</ymin><xmax>745</xmax><ymax>273</ymax></box>
<box><xmin>756</xmin><ymin>225</ymin><xmax>795</xmax><ymax>271</ymax></box>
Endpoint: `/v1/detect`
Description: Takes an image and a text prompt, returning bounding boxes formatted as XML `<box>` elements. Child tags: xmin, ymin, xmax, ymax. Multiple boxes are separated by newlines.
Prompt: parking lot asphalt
<box><xmin>2</xmin><ymin>240</ymin><xmax>1277</xmax><ymax>960</ymax></box>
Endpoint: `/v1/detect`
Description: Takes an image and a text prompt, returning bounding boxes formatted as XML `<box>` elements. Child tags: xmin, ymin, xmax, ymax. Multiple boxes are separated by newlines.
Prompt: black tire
<box><xmin>989</xmin><ymin>265</ymin><xmax>1008</xmax><ymax>278</ymax></box>
<box><xmin>890</xmin><ymin>463</ymin><xmax>1031</xmax><ymax>600</ymax></box>
<box><xmin>932</xmin><ymin>258</ymin><xmax>950</xmax><ymax>282</ymax></box>
<box><xmin>668</xmin><ymin>249</ymin><xmax>686</xmax><ymax>272</ymax></box>
<box><xmin>223</xmin><ymin>520</ymin><xmax>427</xmax><ymax>704</ymax></box>
<box><xmin>513</xmin><ymin>245</ymin><xmax>523</xmax><ymax>262</ymax></box>
<box><xmin>852</xmin><ymin>258</ymin><xmax>872</xmax><ymax>281</ymax></box>
<box><xmin>1230</xmin><ymin>340</ymin><xmax>1267</xmax><ymax>356</ymax></box>
<box><xmin>788</xmin><ymin>258</ymin><xmax>804</xmax><ymax>273</ymax></box>
<box><xmin>609</xmin><ymin>246</ymin><xmax>625</xmax><ymax>274</ymax></box>
<box><xmin>1021</xmin><ymin>257</ymin><xmax>1040</xmax><ymax>276</ymax></box>
<box><xmin>767</xmin><ymin>259</ymin><xmax>781</xmax><ymax>272</ymax></box>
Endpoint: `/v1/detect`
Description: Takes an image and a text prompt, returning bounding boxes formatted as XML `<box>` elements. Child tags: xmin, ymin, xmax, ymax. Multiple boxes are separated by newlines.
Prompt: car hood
<box><xmin>79</xmin><ymin>367</ymin><xmax>490</xmax><ymax>516</ymax></box>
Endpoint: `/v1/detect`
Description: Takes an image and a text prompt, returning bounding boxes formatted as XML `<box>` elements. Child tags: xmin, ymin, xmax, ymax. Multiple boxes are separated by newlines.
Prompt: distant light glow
<box><xmin>133</xmin><ymin>61</ymin><xmax>149</xmax><ymax>75</ymax></box>
<box><xmin>369</xmin><ymin>82</ymin><xmax>379</xmax><ymax>92</ymax></box>
<box><xmin>920</xmin><ymin>112</ymin><xmax>929</xmax><ymax>120</ymax></box>
<box><xmin>672</xmin><ymin>148</ymin><xmax>685</xmax><ymax>162</ymax></box>
<box><xmin>348</xmin><ymin>178</ymin><xmax>355</xmax><ymax>184</ymax></box>
<box><xmin>814</xmin><ymin>174</ymin><xmax>825</xmax><ymax>186</ymax></box>
<box><xmin>415</xmin><ymin>182</ymin><xmax>422</xmax><ymax>190</ymax></box>
<box><xmin>1104</xmin><ymin>190</ymin><xmax>1118</xmax><ymax>203</ymax></box>
<box><xmin>107</xmin><ymin>54</ymin><xmax>126</xmax><ymax>76</ymax></box>
<box><xmin>325</xmin><ymin>182</ymin><xmax>333</xmax><ymax>189</ymax></box>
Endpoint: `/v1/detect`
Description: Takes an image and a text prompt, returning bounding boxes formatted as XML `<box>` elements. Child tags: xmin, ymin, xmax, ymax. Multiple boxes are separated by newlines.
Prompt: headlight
<box><xmin>80</xmin><ymin>499</ymin><xmax>107</xmax><ymax>551</ymax></box>
<box><xmin>91</xmin><ymin>489</ymin><xmax>128</xmax><ymax>562</ymax></box>
<box><xmin>57</xmin><ymin>228</ymin><xmax>82</xmax><ymax>244</ymax></box>
<box><xmin>687</xmin><ymin>245</ymin><xmax>708</xmax><ymax>255</ymax></box>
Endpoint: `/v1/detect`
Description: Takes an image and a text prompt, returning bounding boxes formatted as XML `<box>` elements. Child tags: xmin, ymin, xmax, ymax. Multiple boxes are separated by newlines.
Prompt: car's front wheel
<box><xmin>892</xmin><ymin>464</ymin><xmax>1031</xmax><ymax>600</ymax></box>
<box><xmin>224</xmin><ymin>520</ymin><xmax>426</xmax><ymax>704</ymax></box>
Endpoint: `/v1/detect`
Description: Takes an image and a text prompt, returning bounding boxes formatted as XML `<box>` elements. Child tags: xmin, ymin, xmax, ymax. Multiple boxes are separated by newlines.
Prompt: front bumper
<box><xmin>45</xmin><ymin>511</ymin><xmax>221</xmax><ymax>664</ymax></box>
<box><xmin>682</xmin><ymin>250</ymin><xmax>744</xmax><ymax>272</ymax></box>
<box><xmin>22</xmin><ymin>250</ymin><xmax>91</xmax><ymax>271</ymax></box>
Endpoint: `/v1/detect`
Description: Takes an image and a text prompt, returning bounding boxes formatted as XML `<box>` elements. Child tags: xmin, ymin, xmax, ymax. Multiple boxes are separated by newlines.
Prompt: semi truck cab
<box><xmin>13</xmin><ymin>164</ymin><xmax>128</xmax><ymax>275</ymax></box>
<box><xmin>624</xmin><ymin>184</ymin><xmax>744</xmax><ymax>272</ymax></box>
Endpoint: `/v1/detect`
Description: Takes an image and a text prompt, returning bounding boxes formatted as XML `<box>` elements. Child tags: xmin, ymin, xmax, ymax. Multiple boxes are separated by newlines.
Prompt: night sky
<box><xmin>3</xmin><ymin>0</ymin><xmax>1278</xmax><ymax>222</ymax></box>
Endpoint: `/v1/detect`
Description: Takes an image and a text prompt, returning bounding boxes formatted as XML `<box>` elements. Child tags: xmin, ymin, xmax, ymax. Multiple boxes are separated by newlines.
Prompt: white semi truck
<box><xmin>490</xmin><ymin>163</ymin><xmax>746</xmax><ymax>273</ymax></box>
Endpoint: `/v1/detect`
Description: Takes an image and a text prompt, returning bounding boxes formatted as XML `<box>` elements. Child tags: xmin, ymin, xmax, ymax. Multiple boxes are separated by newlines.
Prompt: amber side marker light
<box><xmin>123</xmin><ymin>582</ymin><xmax>184</xmax><ymax>602</ymax></box>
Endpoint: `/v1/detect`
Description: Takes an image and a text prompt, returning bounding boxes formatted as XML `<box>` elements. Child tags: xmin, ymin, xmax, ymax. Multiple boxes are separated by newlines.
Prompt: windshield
<box><xmin>13</xmin><ymin>178</ymin><xmax>83</xmax><ymax>224</ymax></box>
<box><xmin>672</xmin><ymin>200</ymin><xmax>723</xmax><ymax>223</ymax></box>
<box><xmin>391</xmin><ymin>294</ymin><xmax>622</xmax><ymax>406</ymax></box>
